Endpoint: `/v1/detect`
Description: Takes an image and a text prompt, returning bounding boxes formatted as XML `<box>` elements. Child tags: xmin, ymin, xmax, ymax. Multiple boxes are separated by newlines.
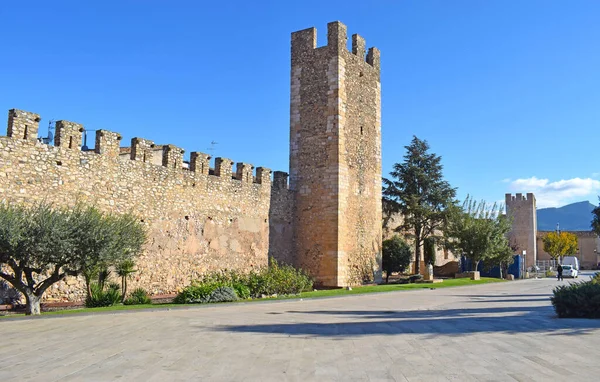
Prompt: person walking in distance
<box><xmin>557</xmin><ymin>264</ymin><xmax>563</xmax><ymax>281</ymax></box>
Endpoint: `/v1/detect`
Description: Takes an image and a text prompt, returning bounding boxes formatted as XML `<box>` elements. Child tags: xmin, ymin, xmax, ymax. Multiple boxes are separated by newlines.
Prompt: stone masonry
<box><xmin>0</xmin><ymin>21</ymin><xmax>383</xmax><ymax>302</ymax></box>
<box><xmin>288</xmin><ymin>21</ymin><xmax>382</xmax><ymax>286</ymax></box>
<box><xmin>506</xmin><ymin>193</ymin><xmax>538</xmax><ymax>269</ymax></box>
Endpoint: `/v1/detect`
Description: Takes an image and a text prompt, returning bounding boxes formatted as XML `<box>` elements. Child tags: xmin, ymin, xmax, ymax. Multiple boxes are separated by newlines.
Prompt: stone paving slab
<box><xmin>2</xmin><ymin>275</ymin><xmax>600</xmax><ymax>381</ymax></box>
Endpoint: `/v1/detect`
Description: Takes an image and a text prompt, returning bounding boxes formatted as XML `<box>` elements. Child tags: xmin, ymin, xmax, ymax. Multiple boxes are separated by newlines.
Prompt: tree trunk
<box><xmin>473</xmin><ymin>260</ymin><xmax>480</xmax><ymax>272</ymax></box>
<box><xmin>121</xmin><ymin>277</ymin><xmax>127</xmax><ymax>303</ymax></box>
<box><xmin>24</xmin><ymin>292</ymin><xmax>41</xmax><ymax>316</ymax></box>
<box><xmin>385</xmin><ymin>273</ymin><xmax>390</xmax><ymax>284</ymax></box>
<box><xmin>414</xmin><ymin>234</ymin><xmax>421</xmax><ymax>275</ymax></box>
<box><xmin>85</xmin><ymin>274</ymin><xmax>92</xmax><ymax>298</ymax></box>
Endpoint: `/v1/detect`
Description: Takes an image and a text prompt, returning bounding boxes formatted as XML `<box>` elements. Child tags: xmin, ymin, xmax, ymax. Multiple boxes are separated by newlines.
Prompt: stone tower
<box><xmin>289</xmin><ymin>21</ymin><xmax>382</xmax><ymax>287</ymax></box>
<box><xmin>505</xmin><ymin>193</ymin><xmax>538</xmax><ymax>269</ymax></box>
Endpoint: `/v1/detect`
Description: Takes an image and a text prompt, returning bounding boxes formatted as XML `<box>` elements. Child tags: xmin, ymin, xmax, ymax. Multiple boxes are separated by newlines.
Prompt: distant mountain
<box><xmin>537</xmin><ymin>201</ymin><xmax>596</xmax><ymax>231</ymax></box>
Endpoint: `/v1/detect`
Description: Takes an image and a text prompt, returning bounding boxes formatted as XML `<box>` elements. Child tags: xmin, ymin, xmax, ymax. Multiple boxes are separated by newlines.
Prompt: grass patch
<box><xmin>1</xmin><ymin>277</ymin><xmax>503</xmax><ymax>319</ymax></box>
<box><xmin>297</xmin><ymin>277</ymin><xmax>503</xmax><ymax>298</ymax></box>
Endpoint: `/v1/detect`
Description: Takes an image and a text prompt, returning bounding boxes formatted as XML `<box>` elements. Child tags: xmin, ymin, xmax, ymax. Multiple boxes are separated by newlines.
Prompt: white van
<box><xmin>562</xmin><ymin>256</ymin><xmax>579</xmax><ymax>271</ymax></box>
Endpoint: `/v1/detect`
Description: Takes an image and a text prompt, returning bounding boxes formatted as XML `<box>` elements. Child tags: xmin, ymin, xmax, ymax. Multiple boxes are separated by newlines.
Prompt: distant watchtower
<box><xmin>506</xmin><ymin>193</ymin><xmax>538</xmax><ymax>269</ymax></box>
<box><xmin>289</xmin><ymin>21</ymin><xmax>382</xmax><ymax>286</ymax></box>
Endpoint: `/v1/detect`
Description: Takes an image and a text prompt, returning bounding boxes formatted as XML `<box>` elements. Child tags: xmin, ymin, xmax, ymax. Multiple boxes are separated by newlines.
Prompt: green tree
<box><xmin>592</xmin><ymin>197</ymin><xmax>600</xmax><ymax>236</ymax></box>
<box><xmin>542</xmin><ymin>231</ymin><xmax>578</xmax><ymax>261</ymax></box>
<box><xmin>0</xmin><ymin>203</ymin><xmax>146</xmax><ymax>315</ymax></box>
<box><xmin>383</xmin><ymin>136</ymin><xmax>457</xmax><ymax>275</ymax></box>
<box><xmin>0</xmin><ymin>204</ymin><xmax>78</xmax><ymax>315</ymax></box>
<box><xmin>444</xmin><ymin>197</ymin><xmax>512</xmax><ymax>272</ymax></box>
<box><xmin>116</xmin><ymin>259</ymin><xmax>137</xmax><ymax>302</ymax></box>
<box><xmin>424</xmin><ymin>237</ymin><xmax>436</xmax><ymax>266</ymax></box>
<box><xmin>382</xmin><ymin>236</ymin><xmax>412</xmax><ymax>283</ymax></box>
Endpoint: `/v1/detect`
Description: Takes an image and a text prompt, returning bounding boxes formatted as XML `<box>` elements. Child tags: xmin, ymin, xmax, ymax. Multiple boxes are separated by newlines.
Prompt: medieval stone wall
<box><xmin>289</xmin><ymin>21</ymin><xmax>382</xmax><ymax>286</ymax></box>
<box><xmin>268</xmin><ymin>172</ymin><xmax>294</xmax><ymax>265</ymax></box>
<box><xmin>0</xmin><ymin>109</ymin><xmax>272</xmax><ymax>302</ymax></box>
<box><xmin>506</xmin><ymin>193</ymin><xmax>537</xmax><ymax>268</ymax></box>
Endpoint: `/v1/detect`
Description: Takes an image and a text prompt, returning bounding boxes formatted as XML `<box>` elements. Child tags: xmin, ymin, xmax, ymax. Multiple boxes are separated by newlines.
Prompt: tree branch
<box><xmin>0</xmin><ymin>270</ymin><xmax>27</xmax><ymax>294</ymax></box>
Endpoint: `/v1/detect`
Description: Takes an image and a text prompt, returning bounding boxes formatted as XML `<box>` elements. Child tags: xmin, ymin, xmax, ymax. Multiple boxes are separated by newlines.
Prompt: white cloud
<box><xmin>505</xmin><ymin>177</ymin><xmax>600</xmax><ymax>208</ymax></box>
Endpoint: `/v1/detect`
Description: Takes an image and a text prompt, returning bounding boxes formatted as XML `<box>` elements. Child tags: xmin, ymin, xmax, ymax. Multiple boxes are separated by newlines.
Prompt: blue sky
<box><xmin>1</xmin><ymin>1</ymin><xmax>599</xmax><ymax>209</ymax></box>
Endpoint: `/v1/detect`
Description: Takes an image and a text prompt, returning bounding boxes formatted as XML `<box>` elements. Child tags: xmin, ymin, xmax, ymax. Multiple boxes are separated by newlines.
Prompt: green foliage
<box><xmin>444</xmin><ymin>197</ymin><xmax>513</xmax><ymax>271</ymax></box>
<box><xmin>408</xmin><ymin>274</ymin><xmax>423</xmax><ymax>283</ymax></box>
<box><xmin>383</xmin><ymin>136</ymin><xmax>457</xmax><ymax>275</ymax></box>
<box><xmin>551</xmin><ymin>281</ymin><xmax>600</xmax><ymax>318</ymax></box>
<box><xmin>85</xmin><ymin>282</ymin><xmax>121</xmax><ymax>308</ymax></box>
<box><xmin>424</xmin><ymin>237</ymin><xmax>436</xmax><ymax>266</ymax></box>
<box><xmin>174</xmin><ymin>259</ymin><xmax>314</xmax><ymax>304</ymax></box>
<box><xmin>123</xmin><ymin>287</ymin><xmax>151</xmax><ymax>305</ymax></box>
<box><xmin>208</xmin><ymin>286</ymin><xmax>238</xmax><ymax>303</ymax></box>
<box><xmin>116</xmin><ymin>259</ymin><xmax>137</xmax><ymax>302</ymax></box>
<box><xmin>232</xmin><ymin>283</ymin><xmax>250</xmax><ymax>299</ymax></box>
<box><xmin>174</xmin><ymin>283</ymin><xmax>216</xmax><ymax>304</ymax></box>
<box><xmin>592</xmin><ymin>197</ymin><xmax>600</xmax><ymax>236</ymax></box>
<box><xmin>382</xmin><ymin>236</ymin><xmax>412</xmax><ymax>283</ymax></box>
<box><xmin>546</xmin><ymin>270</ymin><xmax>556</xmax><ymax>278</ymax></box>
<box><xmin>0</xmin><ymin>202</ymin><xmax>146</xmax><ymax>315</ymax></box>
<box><xmin>245</xmin><ymin>258</ymin><xmax>313</xmax><ymax>297</ymax></box>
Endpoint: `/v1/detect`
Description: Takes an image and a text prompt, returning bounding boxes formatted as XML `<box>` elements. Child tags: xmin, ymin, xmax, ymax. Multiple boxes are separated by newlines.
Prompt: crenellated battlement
<box><xmin>505</xmin><ymin>193</ymin><xmax>536</xmax><ymax>204</ymax></box>
<box><xmin>291</xmin><ymin>21</ymin><xmax>380</xmax><ymax>71</ymax></box>
<box><xmin>3</xmin><ymin>109</ymin><xmax>276</xmax><ymax>187</ymax></box>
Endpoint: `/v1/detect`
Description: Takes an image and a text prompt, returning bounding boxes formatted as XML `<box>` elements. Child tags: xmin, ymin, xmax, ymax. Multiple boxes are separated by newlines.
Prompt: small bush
<box><xmin>551</xmin><ymin>281</ymin><xmax>600</xmax><ymax>318</ymax></box>
<box><xmin>546</xmin><ymin>270</ymin><xmax>556</xmax><ymax>278</ymax></box>
<box><xmin>232</xmin><ymin>283</ymin><xmax>250</xmax><ymax>299</ymax></box>
<box><xmin>208</xmin><ymin>286</ymin><xmax>238</xmax><ymax>303</ymax></box>
<box><xmin>123</xmin><ymin>288</ymin><xmax>151</xmax><ymax>305</ymax></box>
<box><xmin>85</xmin><ymin>282</ymin><xmax>121</xmax><ymax>308</ymax></box>
<box><xmin>409</xmin><ymin>274</ymin><xmax>423</xmax><ymax>283</ymax></box>
<box><xmin>174</xmin><ymin>283</ymin><xmax>217</xmax><ymax>304</ymax></box>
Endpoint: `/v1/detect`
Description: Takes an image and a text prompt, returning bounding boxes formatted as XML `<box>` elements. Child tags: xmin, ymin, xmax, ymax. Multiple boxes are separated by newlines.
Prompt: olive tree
<box><xmin>444</xmin><ymin>197</ymin><xmax>512</xmax><ymax>272</ymax></box>
<box><xmin>0</xmin><ymin>203</ymin><xmax>146</xmax><ymax>315</ymax></box>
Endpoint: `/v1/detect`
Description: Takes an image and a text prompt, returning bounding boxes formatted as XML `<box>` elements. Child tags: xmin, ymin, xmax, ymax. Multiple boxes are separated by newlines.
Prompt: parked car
<box><xmin>561</xmin><ymin>264</ymin><xmax>578</xmax><ymax>278</ymax></box>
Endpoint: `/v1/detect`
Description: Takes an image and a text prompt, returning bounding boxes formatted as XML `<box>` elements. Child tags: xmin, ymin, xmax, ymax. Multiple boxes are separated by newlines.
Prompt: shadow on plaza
<box><xmin>213</xmin><ymin>304</ymin><xmax>600</xmax><ymax>337</ymax></box>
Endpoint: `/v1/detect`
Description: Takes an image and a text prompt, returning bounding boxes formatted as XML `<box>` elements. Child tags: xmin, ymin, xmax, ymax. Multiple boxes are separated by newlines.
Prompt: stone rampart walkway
<box><xmin>2</xmin><ymin>275</ymin><xmax>600</xmax><ymax>381</ymax></box>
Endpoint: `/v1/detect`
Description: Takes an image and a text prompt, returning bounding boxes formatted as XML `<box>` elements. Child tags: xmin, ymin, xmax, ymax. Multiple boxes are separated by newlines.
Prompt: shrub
<box><xmin>208</xmin><ymin>287</ymin><xmax>238</xmax><ymax>303</ymax></box>
<box><xmin>85</xmin><ymin>282</ymin><xmax>121</xmax><ymax>308</ymax></box>
<box><xmin>409</xmin><ymin>274</ymin><xmax>423</xmax><ymax>283</ymax></box>
<box><xmin>176</xmin><ymin>260</ymin><xmax>314</xmax><ymax>303</ymax></box>
<box><xmin>382</xmin><ymin>236</ymin><xmax>412</xmax><ymax>283</ymax></box>
<box><xmin>546</xmin><ymin>270</ymin><xmax>556</xmax><ymax>278</ymax></box>
<box><xmin>123</xmin><ymin>287</ymin><xmax>151</xmax><ymax>305</ymax></box>
<box><xmin>232</xmin><ymin>283</ymin><xmax>250</xmax><ymax>299</ymax></box>
<box><xmin>551</xmin><ymin>281</ymin><xmax>600</xmax><ymax>318</ymax></box>
<box><xmin>173</xmin><ymin>283</ymin><xmax>217</xmax><ymax>304</ymax></box>
<box><xmin>245</xmin><ymin>259</ymin><xmax>313</xmax><ymax>297</ymax></box>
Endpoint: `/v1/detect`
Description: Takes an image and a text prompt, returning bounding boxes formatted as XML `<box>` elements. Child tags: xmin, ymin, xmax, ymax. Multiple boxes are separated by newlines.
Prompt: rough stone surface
<box><xmin>506</xmin><ymin>193</ymin><xmax>538</xmax><ymax>268</ymax></box>
<box><xmin>0</xmin><ymin>21</ymin><xmax>387</xmax><ymax>302</ymax></box>
<box><xmin>288</xmin><ymin>21</ymin><xmax>382</xmax><ymax>286</ymax></box>
<box><xmin>2</xmin><ymin>274</ymin><xmax>600</xmax><ymax>381</ymax></box>
<box><xmin>0</xmin><ymin>111</ymin><xmax>272</xmax><ymax>302</ymax></box>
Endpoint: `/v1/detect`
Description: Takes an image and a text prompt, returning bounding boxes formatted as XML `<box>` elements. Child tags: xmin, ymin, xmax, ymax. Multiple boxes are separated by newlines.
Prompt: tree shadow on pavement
<box><xmin>213</xmin><ymin>304</ymin><xmax>600</xmax><ymax>337</ymax></box>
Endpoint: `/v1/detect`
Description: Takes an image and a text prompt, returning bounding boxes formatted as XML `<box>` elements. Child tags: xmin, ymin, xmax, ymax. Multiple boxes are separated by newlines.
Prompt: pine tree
<box><xmin>383</xmin><ymin>136</ymin><xmax>456</xmax><ymax>275</ymax></box>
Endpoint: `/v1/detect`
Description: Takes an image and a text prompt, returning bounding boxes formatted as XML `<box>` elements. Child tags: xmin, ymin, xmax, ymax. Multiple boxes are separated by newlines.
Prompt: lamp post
<box><xmin>522</xmin><ymin>250</ymin><xmax>527</xmax><ymax>279</ymax></box>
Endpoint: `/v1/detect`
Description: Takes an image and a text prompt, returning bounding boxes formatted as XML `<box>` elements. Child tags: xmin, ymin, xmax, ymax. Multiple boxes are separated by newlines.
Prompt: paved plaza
<box><xmin>2</xmin><ymin>275</ymin><xmax>600</xmax><ymax>381</ymax></box>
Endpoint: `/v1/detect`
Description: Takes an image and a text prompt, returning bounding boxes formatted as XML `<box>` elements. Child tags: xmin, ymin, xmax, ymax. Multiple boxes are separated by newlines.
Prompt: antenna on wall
<box><xmin>40</xmin><ymin>120</ymin><xmax>55</xmax><ymax>145</ymax></box>
<box><xmin>81</xmin><ymin>129</ymin><xmax>97</xmax><ymax>151</ymax></box>
<box><xmin>207</xmin><ymin>140</ymin><xmax>218</xmax><ymax>154</ymax></box>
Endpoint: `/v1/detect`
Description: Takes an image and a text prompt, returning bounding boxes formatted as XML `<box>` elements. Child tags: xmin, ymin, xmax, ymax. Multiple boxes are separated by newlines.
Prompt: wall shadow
<box><xmin>212</xmin><ymin>304</ymin><xmax>600</xmax><ymax>337</ymax></box>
